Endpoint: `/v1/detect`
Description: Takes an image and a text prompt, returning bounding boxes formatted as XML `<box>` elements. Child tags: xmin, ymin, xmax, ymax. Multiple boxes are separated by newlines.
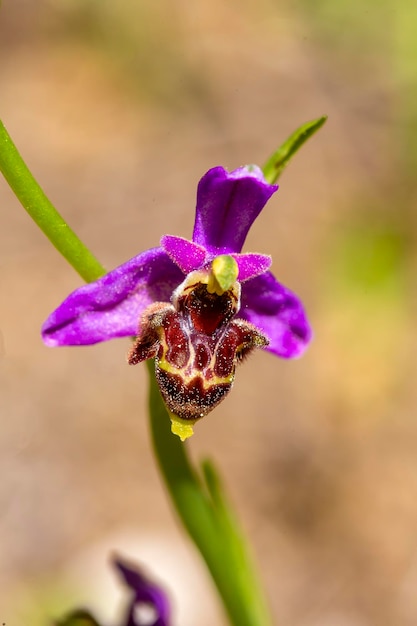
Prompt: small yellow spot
<box><xmin>207</xmin><ymin>255</ymin><xmax>239</xmax><ymax>295</ymax></box>
<box><xmin>169</xmin><ymin>412</ymin><xmax>197</xmax><ymax>441</ymax></box>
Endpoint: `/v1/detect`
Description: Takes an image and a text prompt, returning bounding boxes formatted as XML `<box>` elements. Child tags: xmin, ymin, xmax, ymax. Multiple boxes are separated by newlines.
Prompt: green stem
<box><xmin>0</xmin><ymin>120</ymin><xmax>105</xmax><ymax>282</ymax></box>
<box><xmin>147</xmin><ymin>360</ymin><xmax>273</xmax><ymax>626</ymax></box>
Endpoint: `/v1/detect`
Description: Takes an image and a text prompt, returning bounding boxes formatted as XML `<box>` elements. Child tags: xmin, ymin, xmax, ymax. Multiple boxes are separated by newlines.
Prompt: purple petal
<box><xmin>160</xmin><ymin>234</ymin><xmax>208</xmax><ymax>273</ymax></box>
<box><xmin>42</xmin><ymin>248</ymin><xmax>183</xmax><ymax>346</ymax></box>
<box><xmin>115</xmin><ymin>558</ymin><xmax>171</xmax><ymax>626</ymax></box>
<box><xmin>192</xmin><ymin>165</ymin><xmax>278</xmax><ymax>255</ymax></box>
<box><xmin>239</xmin><ymin>272</ymin><xmax>312</xmax><ymax>358</ymax></box>
<box><xmin>232</xmin><ymin>253</ymin><xmax>272</xmax><ymax>281</ymax></box>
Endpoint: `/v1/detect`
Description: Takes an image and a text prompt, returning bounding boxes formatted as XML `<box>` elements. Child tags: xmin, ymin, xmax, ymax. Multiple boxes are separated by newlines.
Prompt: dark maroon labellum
<box><xmin>128</xmin><ymin>271</ymin><xmax>268</xmax><ymax>423</ymax></box>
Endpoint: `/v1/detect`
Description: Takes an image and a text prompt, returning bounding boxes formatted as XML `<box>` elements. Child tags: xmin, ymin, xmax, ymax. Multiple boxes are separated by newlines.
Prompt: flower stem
<box><xmin>147</xmin><ymin>360</ymin><xmax>273</xmax><ymax>626</ymax></box>
<box><xmin>0</xmin><ymin>120</ymin><xmax>106</xmax><ymax>282</ymax></box>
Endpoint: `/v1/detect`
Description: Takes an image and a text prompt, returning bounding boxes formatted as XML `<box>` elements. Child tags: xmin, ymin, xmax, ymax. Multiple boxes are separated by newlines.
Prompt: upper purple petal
<box><xmin>232</xmin><ymin>253</ymin><xmax>272</xmax><ymax>281</ymax></box>
<box><xmin>239</xmin><ymin>271</ymin><xmax>312</xmax><ymax>358</ymax></box>
<box><xmin>41</xmin><ymin>247</ymin><xmax>183</xmax><ymax>346</ymax></box>
<box><xmin>192</xmin><ymin>165</ymin><xmax>278</xmax><ymax>255</ymax></box>
<box><xmin>160</xmin><ymin>234</ymin><xmax>208</xmax><ymax>273</ymax></box>
<box><xmin>115</xmin><ymin>558</ymin><xmax>171</xmax><ymax>626</ymax></box>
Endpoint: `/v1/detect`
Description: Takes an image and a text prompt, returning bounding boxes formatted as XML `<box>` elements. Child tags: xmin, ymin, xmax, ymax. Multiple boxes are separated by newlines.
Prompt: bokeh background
<box><xmin>1</xmin><ymin>1</ymin><xmax>417</xmax><ymax>625</ymax></box>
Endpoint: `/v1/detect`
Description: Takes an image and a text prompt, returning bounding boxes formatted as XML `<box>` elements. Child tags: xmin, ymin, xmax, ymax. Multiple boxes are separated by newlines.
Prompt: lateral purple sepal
<box><xmin>240</xmin><ymin>271</ymin><xmax>312</xmax><ymax>358</ymax></box>
<box><xmin>192</xmin><ymin>166</ymin><xmax>278</xmax><ymax>254</ymax></box>
<box><xmin>160</xmin><ymin>234</ymin><xmax>208</xmax><ymax>273</ymax></box>
<box><xmin>232</xmin><ymin>253</ymin><xmax>272</xmax><ymax>281</ymax></box>
<box><xmin>41</xmin><ymin>248</ymin><xmax>183</xmax><ymax>346</ymax></box>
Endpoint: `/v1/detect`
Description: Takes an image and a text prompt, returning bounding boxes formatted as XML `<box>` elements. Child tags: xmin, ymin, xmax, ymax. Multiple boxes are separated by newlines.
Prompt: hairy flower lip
<box><xmin>41</xmin><ymin>165</ymin><xmax>312</xmax><ymax>359</ymax></box>
<box><xmin>127</xmin><ymin>271</ymin><xmax>270</xmax><ymax>436</ymax></box>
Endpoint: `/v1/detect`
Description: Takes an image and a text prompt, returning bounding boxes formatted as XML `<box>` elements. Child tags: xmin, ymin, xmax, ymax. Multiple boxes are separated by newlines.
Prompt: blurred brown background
<box><xmin>1</xmin><ymin>1</ymin><xmax>417</xmax><ymax>625</ymax></box>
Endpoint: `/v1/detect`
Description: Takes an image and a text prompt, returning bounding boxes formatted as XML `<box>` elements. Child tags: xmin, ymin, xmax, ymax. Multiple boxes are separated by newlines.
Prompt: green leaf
<box><xmin>262</xmin><ymin>115</ymin><xmax>327</xmax><ymax>184</ymax></box>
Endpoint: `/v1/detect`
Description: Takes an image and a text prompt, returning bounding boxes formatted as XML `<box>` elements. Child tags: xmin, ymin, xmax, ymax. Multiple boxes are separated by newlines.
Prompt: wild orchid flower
<box><xmin>42</xmin><ymin>165</ymin><xmax>311</xmax><ymax>439</ymax></box>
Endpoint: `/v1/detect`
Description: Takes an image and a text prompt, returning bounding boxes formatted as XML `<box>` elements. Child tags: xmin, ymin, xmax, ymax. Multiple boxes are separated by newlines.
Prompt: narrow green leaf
<box><xmin>262</xmin><ymin>115</ymin><xmax>327</xmax><ymax>184</ymax></box>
